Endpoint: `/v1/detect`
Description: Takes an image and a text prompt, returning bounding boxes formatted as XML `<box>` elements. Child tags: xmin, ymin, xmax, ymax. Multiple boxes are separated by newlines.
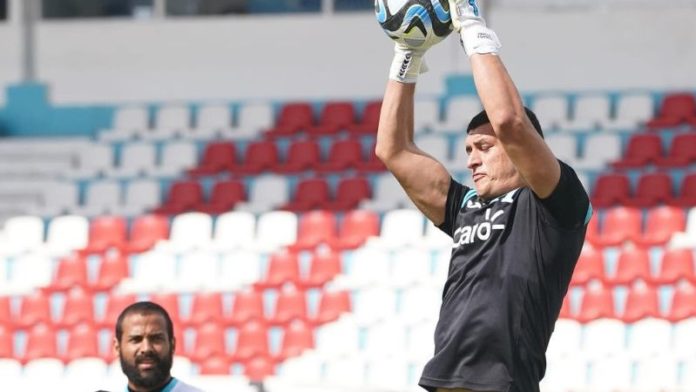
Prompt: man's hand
<box><xmin>449</xmin><ymin>0</ymin><xmax>501</xmax><ymax>57</ymax></box>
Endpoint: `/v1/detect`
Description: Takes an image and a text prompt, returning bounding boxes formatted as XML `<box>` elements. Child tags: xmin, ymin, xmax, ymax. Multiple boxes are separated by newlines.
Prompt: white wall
<box><xmin>0</xmin><ymin>6</ymin><xmax>695</xmax><ymax>105</ymax></box>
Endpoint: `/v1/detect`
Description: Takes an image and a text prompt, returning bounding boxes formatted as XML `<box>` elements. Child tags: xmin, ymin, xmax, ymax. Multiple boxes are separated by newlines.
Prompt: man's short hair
<box><xmin>115</xmin><ymin>301</ymin><xmax>174</xmax><ymax>343</ymax></box>
<box><xmin>466</xmin><ymin>107</ymin><xmax>544</xmax><ymax>139</ymax></box>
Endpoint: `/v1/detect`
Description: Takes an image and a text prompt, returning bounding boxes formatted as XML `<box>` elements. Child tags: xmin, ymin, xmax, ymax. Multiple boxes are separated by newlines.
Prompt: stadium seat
<box><xmin>63</xmin><ymin>323</ymin><xmax>100</xmax><ymax>362</ymax></box>
<box><xmin>232</xmin><ymin>320</ymin><xmax>270</xmax><ymax>362</ymax></box>
<box><xmin>632</xmin><ymin>205</ymin><xmax>685</xmax><ymax>247</ymax></box>
<box><xmin>612</xmin><ymin>133</ymin><xmax>663</xmax><ymax>168</ymax></box>
<box><xmin>149</xmin><ymin>293</ymin><xmax>182</xmax><ymax>329</ymax></box>
<box><xmin>172</xmin><ymin>251</ymin><xmax>218</xmax><ymax>291</ymax></box>
<box><xmin>120</xmin><ymin>250</ymin><xmax>177</xmax><ymax>293</ymax></box>
<box><xmin>656</xmin><ymin>132</ymin><xmax>696</xmax><ymax>167</ymax></box>
<box><xmin>306</xmin><ymin>101</ymin><xmax>355</xmax><ymax>137</ymax></box>
<box><xmin>416</xmin><ymin>134</ymin><xmax>450</xmax><ymax>164</ymax></box>
<box><xmin>311</xmin><ymin>290</ymin><xmax>351</xmax><ymax>325</ymax></box>
<box><xmin>347</xmin><ymin>100</ymin><xmax>381</xmax><ymax>135</ymax></box>
<box><xmin>124</xmin><ymin>214</ymin><xmax>169</xmax><ymax>254</ymax></box>
<box><xmin>235</xmin><ymin>174</ymin><xmax>289</xmax><ymax>213</ymax></box>
<box><xmin>87</xmin><ymin>264</ymin><xmax>130</xmax><ymax>306</ymax></box>
<box><xmin>299</xmin><ymin>248</ymin><xmax>342</xmax><ymax>289</ymax></box>
<box><xmin>397</xmin><ymin>285</ymin><xmax>441</xmax><ymax>325</ymax></box>
<box><xmin>362</xmin><ymin>321</ymin><xmax>407</xmax><ymax>360</ymax></box>
<box><xmin>248</xmin><ymin>210</ymin><xmax>296</xmax><ymax>252</ymax></box>
<box><xmin>119</xmin><ymin>178</ymin><xmax>161</xmax><ymax>217</ymax></box>
<box><xmin>274</xmin><ymin>352</ymin><xmax>323</xmax><ymax>385</ymax></box>
<box><xmin>57</xmin><ymin>288</ymin><xmax>95</xmax><ymax>328</ymax></box>
<box><xmin>153</xmin><ymin>180</ymin><xmax>204</xmax><ymax>215</ymax></box>
<box><xmin>35</xmin><ymin>180</ymin><xmax>81</xmax><ymax>216</ymax></box>
<box><xmin>646</xmin><ymin>92</ymin><xmax>696</xmax><ymax>129</ymax></box>
<box><xmin>604</xmin><ymin>92</ymin><xmax>654</xmax><ymax>132</ymax></box>
<box><xmin>108</xmin><ymin>142</ymin><xmax>157</xmax><ymax>178</ymax></box>
<box><xmin>290</xmin><ymin>210</ymin><xmax>338</xmax><ymax>251</ymax></box>
<box><xmin>243</xmin><ymin>356</ymin><xmax>276</xmax><ymax>382</ymax></box>
<box><xmin>413</xmin><ymin>98</ymin><xmax>440</xmax><ymax>133</ymax></box>
<box><xmin>46</xmin><ymin>253</ymin><xmax>89</xmax><ymax>292</ymax></box>
<box><xmin>191</xmin><ymin>103</ymin><xmax>232</xmax><ymax>140</ymax></box>
<box><xmin>574</xmin><ymin>133</ymin><xmax>623</xmax><ymax>170</ymax></box>
<box><xmin>159</xmin><ymin>211</ymin><xmax>213</xmax><ymax>253</ymax></box>
<box><xmin>593</xmin><ymin>206</ymin><xmax>642</xmax><ymax>247</ymax></box>
<box><xmin>100</xmin><ymin>106</ymin><xmax>149</xmax><ymax>142</ymax></box>
<box><xmin>195</xmin><ymin>179</ymin><xmax>246</xmax><ymax>215</ymax></box>
<box><xmin>40</xmin><ymin>215</ymin><xmax>89</xmax><ymax>257</ymax></box>
<box><xmin>328</xmin><ymin>209</ymin><xmax>379</xmax><ymax>250</ymax></box>
<box><xmin>184</xmin><ymin>292</ymin><xmax>225</xmax><ymax>327</ymax></box>
<box><xmin>216</xmin><ymin>250</ymin><xmax>262</xmax><ymax>290</ymax></box>
<box><xmin>366</xmin><ymin>208</ymin><xmax>424</xmax><ymax>250</ymax></box>
<box><xmin>231</xmin><ymin>102</ymin><xmax>273</xmax><ymax>140</ymax></box>
<box><xmin>570</xmin><ymin>245</ymin><xmax>606</xmax><ymax>285</ymax></box>
<box><xmin>332</xmin><ymin>247</ymin><xmax>390</xmax><ymax>289</ymax></box>
<box><xmin>255</xmin><ymin>249</ymin><xmax>301</xmax><ymax>290</ymax></box>
<box><xmin>268</xmin><ymin>287</ymin><xmax>308</xmax><ymax>326</ymax></box>
<box><xmin>672</xmin><ymin>318</ymin><xmax>696</xmax><ymax>360</ymax></box>
<box><xmin>228</xmin><ymin>290</ymin><xmax>265</xmax><ymax>327</ymax></box>
<box><xmin>62</xmin><ymin>358</ymin><xmax>109</xmax><ymax>391</ymax></box>
<box><xmin>231</xmin><ymin>140</ymin><xmax>279</xmax><ymax>175</ymax></box>
<box><xmin>545</xmin><ymin>134</ymin><xmax>578</xmax><ymax>164</ymax></box>
<box><xmin>198</xmin><ymin>355</ymin><xmax>232</xmax><ymax>375</ymax></box>
<box><xmin>625</xmin><ymin>318</ymin><xmax>672</xmax><ymax>360</ymax></box>
<box><xmin>586</xmin><ymin>355</ymin><xmax>633</xmax><ymax>392</ymax></box>
<box><xmin>531</xmin><ymin>94</ymin><xmax>568</xmax><ymax>131</ymax></box>
<box><xmin>389</xmin><ymin>247</ymin><xmax>432</xmax><ymax>288</ymax></box>
<box><xmin>666</xmin><ymin>281</ymin><xmax>696</xmax><ymax>322</ymax></box>
<box><xmin>351</xmin><ymin>287</ymin><xmax>397</xmax><ymax>326</ymax></box>
<box><xmin>576</xmin><ymin>283</ymin><xmax>616</xmax><ymax>323</ymax></box>
<box><xmin>438</xmin><ymin>96</ymin><xmax>482</xmax><ymax>133</ymax></box>
<box><xmin>314</xmin><ymin>316</ymin><xmax>360</xmax><ymax>358</ymax></box>
<box><xmin>22</xmin><ymin>358</ymin><xmax>65</xmax><ymax>389</ymax></box>
<box><xmin>150</xmin><ymin>104</ymin><xmax>191</xmax><ymax>140</ymax></box>
<box><xmin>189</xmin><ymin>321</ymin><xmax>227</xmax><ymax>362</ymax></box>
<box><xmin>546</xmin><ymin>319</ymin><xmax>582</xmax><ymax>360</ymax></box>
<box><xmin>669</xmin><ymin>172</ymin><xmax>696</xmax><ymax>207</ymax></box>
<box><xmin>208</xmin><ymin>211</ymin><xmax>256</xmax><ymax>252</ymax></box>
<box><xmin>22</xmin><ymin>323</ymin><xmax>58</xmax><ymax>362</ymax></box>
<box><xmin>620</xmin><ymin>281</ymin><xmax>661</xmax><ymax>322</ymax></box>
<box><xmin>279</xmin><ymin>178</ymin><xmax>331</xmax><ymax>212</ymax></box>
<box><xmin>72</xmin><ymin>142</ymin><xmax>114</xmax><ymax>179</ymax></box>
<box><xmin>562</xmin><ymin>94</ymin><xmax>611</xmax><ymax>131</ymax></box>
<box><xmin>606</xmin><ymin>245</ymin><xmax>653</xmax><ymax>285</ymax></box>
<box><xmin>77</xmin><ymin>180</ymin><xmax>122</xmax><ymax>217</ymax></box>
<box><xmin>624</xmin><ymin>172</ymin><xmax>674</xmax><ymax>207</ymax></box>
<box><xmin>669</xmin><ymin>207</ymin><xmax>696</xmax><ymax>248</ymax></box>
<box><xmin>151</xmin><ymin>140</ymin><xmax>197</xmax><ymax>177</ymax></box>
<box><xmin>584</xmin><ymin>212</ymin><xmax>600</xmax><ymax>248</ymax></box>
<box><xmin>0</xmin><ymin>325</ymin><xmax>13</xmax><ymax>358</ymax></box>
<box><xmin>0</xmin><ymin>297</ymin><xmax>11</xmax><ymax>328</ymax></box>
<box><xmin>97</xmin><ymin>292</ymin><xmax>137</xmax><ymax>328</ymax></box>
<box><xmin>323</xmin><ymin>176</ymin><xmax>372</xmax><ymax>211</ymax></box>
<box><xmin>82</xmin><ymin>215</ymin><xmax>127</xmax><ymax>254</ymax></box>
<box><xmin>16</xmin><ymin>291</ymin><xmax>53</xmax><ymax>328</ymax></box>
<box><xmin>354</xmin><ymin>142</ymin><xmax>386</xmax><ymax>173</ymax></box>
<box><xmin>315</xmin><ymin>138</ymin><xmax>363</xmax><ymax>173</ymax></box>
<box><xmin>590</xmin><ymin>173</ymin><xmax>631</xmax><ymax>208</ymax></box>
<box><xmin>655</xmin><ymin>248</ymin><xmax>695</xmax><ymax>284</ymax></box>
<box><xmin>581</xmin><ymin>318</ymin><xmax>625</xmax><ymax>359</ymax></box>
<box><xmin>187</xmin><ymin>141</ymin><xmax>238</xmax><ymax>176</ymax></box>
<box><xmin>264</xmin><ymin>102</ymin><xmax>314</xmax><ymax>138</ymax></box>
<box><xmin>0</xmin><ymin>215</ymin><xmax>44</xmax><ymax>257</ymax></box>
<box><xmin>273</xmin><ymin>140</ymin><xmax>322</xmax><ymax>174</ymax></box>
<box><xmin>360</xmin><ymin>173</ymin><xmax>413</xmax><ymax>212</ymax></box>
<box><xmin>6</xmin><ymin>253</ymin><xmax>53</xmax><ymax>294</ymax></box>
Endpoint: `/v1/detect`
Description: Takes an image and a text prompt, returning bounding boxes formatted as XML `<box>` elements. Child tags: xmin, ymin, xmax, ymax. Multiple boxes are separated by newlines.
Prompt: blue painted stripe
<box><xmin>461</xmin><ymin>189</ymin><xmax>478</xmax><ymax>208</ymax></box>
<box><xmin>430</xmin><ymin>0</ymin><xmax>451</xmax><ymax>22</ymax></box>
<box><xmin>404</xmin><ymin>5</ymin><xmax>432</xmax><ymax>29</ymax></box>
<box><xmin>584</xmin><ymin>202</ymin><xmax>593</xmax><ymax>225</ymax></box>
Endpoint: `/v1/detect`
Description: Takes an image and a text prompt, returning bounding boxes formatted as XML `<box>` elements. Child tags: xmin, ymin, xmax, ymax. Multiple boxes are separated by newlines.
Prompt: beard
<box><xmin>120</xmin><ymin>350</ymin><xmax>173</xmax><ymax>390</ymax></box>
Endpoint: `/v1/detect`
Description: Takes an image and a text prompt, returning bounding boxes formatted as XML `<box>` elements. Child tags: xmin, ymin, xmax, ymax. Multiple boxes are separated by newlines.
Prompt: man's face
<box><xmin>115</xmin><ymin>312</ymin><xmax>174</xmax><ymax>392</ymax></box>
<box><xmin>465</xmin><ymin>124</ymin><xmax>523</xmax><ymax>200</ymax></box>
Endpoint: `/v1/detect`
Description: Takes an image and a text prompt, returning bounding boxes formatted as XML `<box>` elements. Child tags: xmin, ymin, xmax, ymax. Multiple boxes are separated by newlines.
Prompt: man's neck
<box><xmin>127</xmin><ymin>376</ymin><xmax>174</xmax><ymax>392</ymax></box>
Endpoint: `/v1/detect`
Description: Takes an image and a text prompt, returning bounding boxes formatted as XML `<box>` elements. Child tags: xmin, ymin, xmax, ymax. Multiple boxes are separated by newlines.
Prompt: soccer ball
<box><xmin>375</xmin><ymin>0</ymin><xmax>453</xmax><ymax>49</ymax></box>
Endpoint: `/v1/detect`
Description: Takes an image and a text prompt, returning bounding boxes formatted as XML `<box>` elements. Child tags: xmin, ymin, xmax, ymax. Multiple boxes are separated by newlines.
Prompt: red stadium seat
<box><xmin>125</xmin><ymin>214</ymin><xmax>169</xmax><ymax>254</ymax></box>
<box><xmin>655</xmin><ymin>248</ymin><xmax>695</xmax><ymax>284</ymax></box>
<box><xmin>577</xmin><ymin>283</ymin><xmax>616</xmax><ymax>323</ymax></box>
<box><xmin>153</xmin><ymin>180</ymin><xmax>204</xmax><ymax>215</ymax></box>
<box><xmin>232</xmin><ymin>320</ymin><xmax>270</xmax><ymax>362</ymax></box>
<box><xmin>198</xmin><ymin>355</ymin><xmax>231</xmax><ymax>375</ymax></box>
<box><xmin>620</xmin><ymin>282</ymin><xmax>661</xmax><ymax>323</ymax></box>
<box><xmin>91</xmin><ymin>251</ymin><xmax>129</xmax><ymax>291</ymax></box>
<box><xmin>624</xmin><ymin>172</ymin><xmax>674</xmax><ymax>208</ymax></box>
<box><xmin>311</xmin><ymin>290</ymin><xmax>351</xmax><ymax>325</ymax></box>
<box><xmin>355</xmin><ymin>143</ymin><xmax>387</xmax><ymax>173</ymax></box>
<box><xmin>570</xmin><ymin>245</ymin><xmax>606</xmax><ymax>285</ymax></box>
<box><xmin>290</xmin><ymin>210</ymin><xmax>338</xmax><ymax>251</ymax></box>
<box><xmin>244</xmin><ymin>356</ymin><xmax>275</xmax><ymax>382</ymax></box>
<box><xmin>16</xmin><ymin>291</ymin><xmax>52</xmax><ymax>328</ymax></box>
<box><xmin>280</xmin><ymin>178</ymin><xmax>331</xmax><ymax>212</ymax></box>
<box><xmin>591</xmin><ymin>173</ymin><xmax>631</xmax><ymax>208</ymax></box>
<box><xmin>184</xmin><ymin>292</ymin><xmax>224</xmax><ymax>327</ymax></box>
<box><xmin>0</xmin><ymin>296</ymin><xmax>11</xmax><ymax>327</ymax></box>
<box><xmin>328</xmin><ymin>209</ymin><xmax>380</xmax><ymax>250</ymax></box>
<box><xmin>97</xmin><ymin>292</ymin><xmax>137</xmax><ymax>329</ymax></box>
<box><xmin>231</xmin><ymin>140</ymin><xmax>279</xmax><ymax>175</ymax></box>
<box><xmin>274</xmin><ymin>319</ymin><xmax>314</xmax><ymax>361</ymax></box>
<box><xmin>299</xmin><ymin>248</ymin><xmax>342</xmax><ymax>289</ymax></box>
<box><xmin>669</xmin><ymin>173</ymin><xmax>696</xmax><ymax>207</ymax></box>
<box><xmin>149</xmin><ymin>293</ymin><xmax>182</xmax><ymax>329</ymax></box>
<box><xmin>190</xmin><ymin>321</ymin><xmax>227</xmax><ymax>362</ymax></box>
<box><xmin>324</xmin><ymin>176</ymin><xmax>372</xmax><ymax>211</ymax></box>
<box><xmin>612</xmin><ymin>133</ymin><xmax>663</xmax><ymax>169</ymax></box>
<box><xmin>228</xmin><ymin>290</ymin><xmax>265</xmax><ymax>327</ymax></box>
<box><xmin>347</xmin><ymin>100</ymin><xmax>381</xmax><ymax>135</ymax></box>
<box><xmin>558</xmin><ymin>295</ymin><xmax>572</xmax><ymax>319</ymax></box>
<box><xmin>187</xmin><ymin>141</ymin><xmax>237</xmax><ymax>176</ymax></box>
<box><xmin>594</xmin><ymin>207</ymin><xmax>642</xmax><ymax>247</ymax></box>
<box><xmin>315</xmin><ymin>138</ymin><xmax>363</xmax><ymax>174</ymax></box>
<box><xmin>0</xmin><ymin>325</ymin><xmax>13</xmax><ymax>358</ymax></box>
<box><xmin>269</xmin><ymin>288</ymin><xmax>308</xmax><ymax>326</ymax></box>
<box><xmin>63</xmin><ymin>322</ymin><xmax>99</xmax><ymax>362</ymax></box>
<box><xmin>22</xmin><ymin>323</ymin><xmax>57</xmax><ymax>362</ymax></box>
<box><xmin>632</xmin><ymin>205</ymin><xmax>685</xmax><ymax>247</ymax></box>
<box><xmin>195</xmin><ymin>179</ymin><xmax>246</xmax><ymax>214</ymax></box>
<box><xmin>273</xmin><ymin>140</ymin><xmax>322</xmax><ymax>174</ymax></box>
<box><xmin>667</xmin><ymin>282</ymin><xmax>696</xmax><ymax>322</ymax></box>
<box><xmin>646</xmin><ymin>93</ymin><xmax>696</xmax><ymax>129</ymax></box>
<box><xmin>656</xmin><ymin>133</ymin><xmax>696</xmax><ymax>167</ymax></box>
<box><xmin>255</xmin><ymin>250</ymin><xmax>301</xmax><ymax>290</ymax></box>
<box><xmin>46</xmin><ymin>253</ymin><xmax>89</xmax><ymax>292</ymax></box>
<box><xmin>307</xmin><ymin>101</ymin><xmax>356</xmax><ymax>137</ymax></box>
<box><xmin>607</xmin><ymin>246</ymin><xmax>653</xmax><ymax>285</ymax></box>
<box><xmin>57</xmin><ymin>288</ymin><xmax>94</xmax><ymax>329</ymax></box>
<box><xmin>264</xmin><ymin>102</ymin><xmax>314</xmax><ymax>138</ymax></box>
<box><xmin>584</xmin><ymin>213</ymin><xmax>600</xmax><ymax>248</ymax></box>
<box><xmin>81</xmin><ymin>216</ymin><xmax>127</xmax><ymax>254</ymax></box>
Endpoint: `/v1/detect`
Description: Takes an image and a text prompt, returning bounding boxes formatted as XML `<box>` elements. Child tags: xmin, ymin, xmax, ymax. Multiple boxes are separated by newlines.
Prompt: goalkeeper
<box><xmin>375</xmin><ymin>1</ymin><xmax>591</xmax><ymax>391</ymax></box>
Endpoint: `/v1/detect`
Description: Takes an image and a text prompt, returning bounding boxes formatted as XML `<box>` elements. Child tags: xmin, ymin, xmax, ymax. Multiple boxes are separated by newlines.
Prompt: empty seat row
<box><xmin>585</xmin><ymin>206</ymin><xmax>689</xmax><ymax>247</ymax></box>
<box><xmin>612</xmin><ymin>131</ymin><xmax>696</xmax><ymax>169</ymax></box>
<box><xmin>264</xmin><ymin>101</ymin><xmax>381</xmax><ymax>139</ymax></box>
<box><xmin>591</xmin><ymin>171</ymin><xmax>696</xmax><ymax>208</ymax></box>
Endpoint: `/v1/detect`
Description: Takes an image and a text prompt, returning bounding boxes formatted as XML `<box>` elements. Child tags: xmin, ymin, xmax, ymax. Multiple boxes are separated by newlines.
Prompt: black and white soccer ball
<box><xmin>375</xmin><ymin>0</ymin><xmax>453</xmax><ymax>49</ymax></box>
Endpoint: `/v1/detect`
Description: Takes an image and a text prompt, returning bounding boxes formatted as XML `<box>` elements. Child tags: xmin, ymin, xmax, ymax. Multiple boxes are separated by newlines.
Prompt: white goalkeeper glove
<box><xmin>449</xmin><ymin>0</ymin><xmax>501</xmax><ymax>57</ymax></box>
<box><xmin>389</xmin><ymin>43</ymin><xmax>429</xmax><ymax>84</ymax></box>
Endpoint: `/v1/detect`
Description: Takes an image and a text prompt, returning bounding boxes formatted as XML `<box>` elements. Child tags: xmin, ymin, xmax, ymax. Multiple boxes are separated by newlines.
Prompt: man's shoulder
<box><xmin>169</xmin><ymin>378</ymin><xmax>205</xmax><ymax>392</ymax></box>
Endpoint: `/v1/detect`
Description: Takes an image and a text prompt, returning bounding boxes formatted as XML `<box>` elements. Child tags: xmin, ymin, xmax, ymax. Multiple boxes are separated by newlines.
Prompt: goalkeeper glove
<box><xmin>449</xmin><ymin>0</ymin><xmax>501</xmax><ymax>57</ymax></box>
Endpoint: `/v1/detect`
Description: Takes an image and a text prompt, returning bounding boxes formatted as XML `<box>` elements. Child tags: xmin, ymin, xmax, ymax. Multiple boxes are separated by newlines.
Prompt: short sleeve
<box><xmin>537</xmin><ymin>160</ymin><xmax>591</xmax><ymax>229</ymax></box>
